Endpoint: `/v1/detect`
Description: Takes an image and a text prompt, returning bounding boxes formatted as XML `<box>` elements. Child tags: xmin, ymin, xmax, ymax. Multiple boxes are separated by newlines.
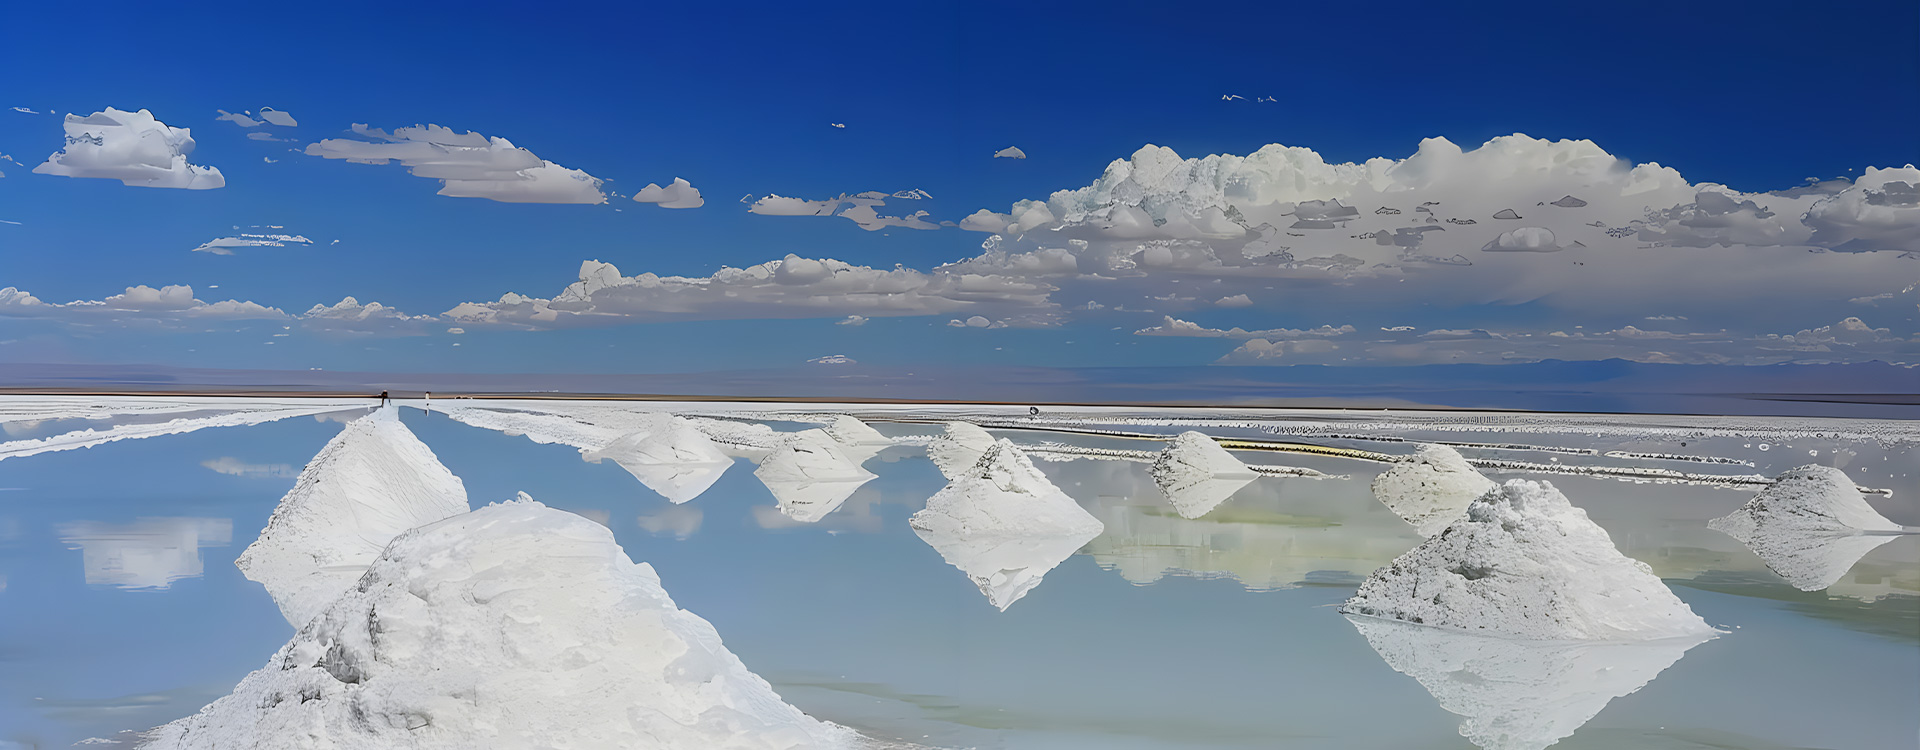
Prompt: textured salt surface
<box><xmin>910</xmin><ymin>440</ymin><xmax>1104</xmax><ymax>610</ymax></box>
<box><xmin>755</xmin><ymin>429</ymin><xmax>877</xmax><ymax>523</ymax></box>
<box><xmin>927</xmin><ymin>422</ymin><xmax>996</xmax><ymax>480</ymax></box>
<box><xmin>146</xmin><ymin>500</ymin><xmax>854</xmax><ymax>750</ymax></box>
<box><xmin>1371</xmin><ymin>444</ymin><xmax>1498</xmax><ymax>537</ymax></box>
<box><xmin>1148</xmin><ymin>431</ymin><xmax>1259</xmax><ymax>519</ymax></box>
<box><xmin>1348</xmin><ymin>615</ymin><xmax>1712</xmax><ymax>750</ymax></box>
<box><xmin>236</xmin><ymin>407</ymin><xmax>470</xmax><ymax>627</ymax></box>
<box><xmin>1709</xmin><ymin>464</ymin><xmax>1912</xmax><ymax>591</ymax></box>
<box><xmin>1341</xmin><ymin>479</ymin><xmax>1715</xmax><ymax>640</ymax></box>
<box><xmin>582</xmin><ymin>414</ymin><xmax>735</xmax><ymax>503</ymax></box>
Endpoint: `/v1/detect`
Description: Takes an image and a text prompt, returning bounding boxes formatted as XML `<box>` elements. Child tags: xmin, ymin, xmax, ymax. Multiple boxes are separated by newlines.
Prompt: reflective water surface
<box><xmin>0</xmin><ymin>397</ymin><xmax>1914</xmax><ymax>749</ymax></box>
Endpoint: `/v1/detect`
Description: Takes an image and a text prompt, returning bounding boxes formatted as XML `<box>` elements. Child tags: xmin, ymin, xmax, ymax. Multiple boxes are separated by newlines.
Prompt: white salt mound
<box><xmin>927</xmin><ymin>422</ymin><xmax>995</xmax><ymax>480</ymax></box>
<box><xmin>1149</xmin><ymin>431</ymin><xmax>1258</xmax><ymax>519</ymax></box>
<box><xmin>754</xmin><ymin>429</ymin><xmax>877</xmax><ymax>523</ymax></box>
<box><xmin>1371</xmin><ymin>444</ymin><xmax>1498</xmax><ymax>537</ymax></box>
<box><xmin>144</xmin><ymin>499</ymin><xmax>853</xmax><ymax>750</ymax></box>
<box><xmin>1341</xmin><ymin>479</ymin><xmax>1715</xmax><ymax>640</ymax></box>
<box><xmin>910</xmin><ymin>440</ymin><xmax>1104</xmax><ymax>610</ymax></box>
<box><xmin>583</xmin><ymin>414</ymin><xmax>735</xmax><ymax>504</ymax></box>
<box><xmin>1708</xmin><ymin>464</ymin><xmax>1911</xmax><ymax>591</ymax></box>
<box><xmin>236</xmin><ymin>406</ymin><xmax>469</xmax><ymax>627</ymax></box>
<box><xmin>1347</xmin><ymin>615</ymin><xmax>1712</xmax><ymax>750</ymax></box>
<box><xmin>824</xmin><ymin>415</ymin><xmax>892</xmax><ymax>463</ymax></box>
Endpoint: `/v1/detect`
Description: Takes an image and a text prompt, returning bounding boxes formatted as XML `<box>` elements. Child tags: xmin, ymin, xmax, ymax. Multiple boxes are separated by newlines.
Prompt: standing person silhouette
<box><xmin>380</xmin><ymin>390</ymin><xmax>389</xmax><ymax>406</ymax></box>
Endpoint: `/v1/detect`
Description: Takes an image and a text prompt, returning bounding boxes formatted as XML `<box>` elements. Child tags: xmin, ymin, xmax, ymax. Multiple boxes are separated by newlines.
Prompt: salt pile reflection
<box><xmin>756</xmin><ymin>429</ymin><xmax>878</xmax><ymax>523</ymax></box>
<box><xmin>1346</xmin><ymin>615</ymin><xmax>1713</xmax><ymax>750</ymax></box>
<box><xmin>582</xmin><ymin>414</ymin><xmax>735</xmax><ymax>504</ymax></box>
<box><xmin>1711</xmin><ymin>464</ymin><xmax>1917</xmax><ymax>591</ymax></box>
<box><xmin>910</xmin><ymin>440</ymin><xmax>1105</xmax><ymax>610</ymax></box>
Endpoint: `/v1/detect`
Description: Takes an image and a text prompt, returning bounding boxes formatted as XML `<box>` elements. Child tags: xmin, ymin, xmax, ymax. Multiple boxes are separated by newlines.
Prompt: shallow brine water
<box><xmin>0</xmin><ymin>397</ymin><xmax>1914</xmax><ymax>749</ymax></box>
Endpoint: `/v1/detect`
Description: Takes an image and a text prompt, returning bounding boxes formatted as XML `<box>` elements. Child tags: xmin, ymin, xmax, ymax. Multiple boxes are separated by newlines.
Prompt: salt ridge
<box><xmin>236</xmin><ymin>407</ymin><xmax>470</xmax><ymax>627</ymax></box>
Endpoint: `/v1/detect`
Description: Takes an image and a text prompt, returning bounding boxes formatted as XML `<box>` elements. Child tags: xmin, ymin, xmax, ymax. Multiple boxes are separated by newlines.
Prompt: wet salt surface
<box><xmin>0</xmin><ymin>399</ymin><xmax>1914</xmax><ymax>749</ymax></box>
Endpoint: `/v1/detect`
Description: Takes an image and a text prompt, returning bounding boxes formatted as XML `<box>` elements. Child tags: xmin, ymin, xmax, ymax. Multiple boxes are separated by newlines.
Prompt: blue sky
<box><xmin>1</xmin><ymin>0</ymin><xmax>1916</xmax><ymax>376</ymax></box>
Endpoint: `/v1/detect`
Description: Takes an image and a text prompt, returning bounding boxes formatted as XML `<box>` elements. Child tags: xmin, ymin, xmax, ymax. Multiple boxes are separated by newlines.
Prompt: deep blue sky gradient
<box><xmin>0</xmin><ymin>0</ymin><xmax>1914</xmax><ymax>373</ymax></box>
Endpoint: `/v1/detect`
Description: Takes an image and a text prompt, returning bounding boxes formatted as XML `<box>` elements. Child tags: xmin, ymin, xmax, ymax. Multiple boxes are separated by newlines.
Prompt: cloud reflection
<box><xmin>57</xmin><ymin>517</ymin><xmax>232</xmax><ymax>589</ymax></box>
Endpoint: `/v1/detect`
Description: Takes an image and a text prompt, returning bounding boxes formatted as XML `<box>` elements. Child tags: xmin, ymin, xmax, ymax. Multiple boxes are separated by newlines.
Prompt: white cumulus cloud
<box><xmin>748</xmin><ymin>191</ymin><xmax>942</xmax><ymax>231</ymax></box>
<box><xmin>299</xmin><ymin>297</ymin><xmax>438</xmax><ymax>334</ymax></box>
<box><xmin>216</xmin><ymin>107</ymin><xmax>297</xmax><ymax>128</ymax></box>
<box><xmin>937</xmin><ymin>133</ymin><xmax>1918</xmax><ymax>338</ymax></box>
<box><xmin>1134</xmin><ymin>315</ymin><xmax>1356</xmax><ymax>340</ymax></box>
<box><xmin>631</xmin><ymin>177</ymin><xmax>704</xmax><ymax>208</ymax></box>
<box><xmin>191</xmin><ymin>227</ymin><xmax>314</xmax><ymax>255</ymax></box>
<box><xmin>443</xmin><ymin>256</ymin><xmax>1055</xmax><ymax>330</ymax></box>
<box><xmin>34</xmin><ymin>108</ymin><xmax>225</xmax><ymax>189</ymax></box>
<box><xmin>1208</xmin><ymin>316</ymin><xmax>1916</xmax><ymax>366</ymax></box>
<box><xmin>0</xmin><ymin>284</ymin><xmax>285</xmax><ymax>326</ymax></box>
<box><xmin>305</xmin><ymin>123</ymin><xmax>606</xmax><ymax>204</ymax></box>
